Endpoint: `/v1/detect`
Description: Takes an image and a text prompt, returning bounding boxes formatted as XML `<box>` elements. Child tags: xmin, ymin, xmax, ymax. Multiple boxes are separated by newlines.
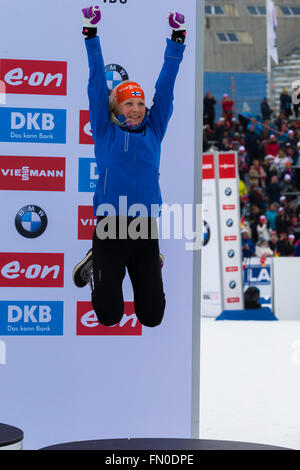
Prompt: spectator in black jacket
<box><xmin>203</xmin><ymin>91</ymin><xmax>216</xmax><ymax>130</ymax></box>
<box><xmin>261</xmin><ymin>97</ymin><xmax>273</xmax><ymax>124</ymax></box>
<box><xmin>266</xmin><ymin>175</ymin><xmax>281</xmax><ymax>203</ymax></box>
<box><xmin>245</xmin><ymin>125</ymin><xmax>261</xmax><ymax>163</ymax></box>
<box><xmin>275</xmin><ymin>207</ymin><xmax>290</xmax><ymax>235</ymax></box>
<box><xmin>280</xmin><ymin>88</ymin><xmax>292</xmax><ymax>118</ymax></box>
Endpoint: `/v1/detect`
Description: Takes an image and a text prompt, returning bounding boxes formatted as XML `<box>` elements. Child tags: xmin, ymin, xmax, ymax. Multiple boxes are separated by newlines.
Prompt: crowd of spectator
<box><xmin>203</xmin><ymin>88</ymin><xmax>300</xmax><ymax>259</ymax></box>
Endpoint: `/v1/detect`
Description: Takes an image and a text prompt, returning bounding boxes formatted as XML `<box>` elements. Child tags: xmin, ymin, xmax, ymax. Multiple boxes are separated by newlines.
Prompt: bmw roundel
<box><xmin>226</xmin><ymin>218</ymin><xmax>234</xmax><ymax>227</ymax></box>
<box><xmin>225</xmin><ymin>187</ymin><xmax>232</xmax><ymax>196</ymax></box>
<box><xmin>227</xmin><ymin>249</ymin><xmax>235</xmax><ymax>258</ymax></box>
<box><xmin>15</xmin><ymin>205</ymin><xmax>48</xmax><ymax>239</ymax></box>
<box><xmin>229</xmin><ymin>280</ymin><xmax>236</xmax><ymax>289</ymax></box>
<box><xmin>203</xmin><ymin>220</ymin><xmax>211</xmax><ymax>246</ymax></box>
<box><xmin>105</xmin><ymin>64</ymin><xmax>129</xmax><ymax>93</ymax></box>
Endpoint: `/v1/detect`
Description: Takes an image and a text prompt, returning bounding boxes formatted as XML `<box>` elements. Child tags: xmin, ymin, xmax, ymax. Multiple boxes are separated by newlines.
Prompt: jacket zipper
<box><xmin>157</xmin><ymin>171</ymin><xmax>160</xmax><ymax>198</ymax></box>
<box><xmin>133</xmin><ymin>135</ymin><xmax>137</xmax><ymax>201</ymax></box>
<box><xmin>103</xmin><ymin>168</ymin><xmax>108</xmax><ymax>195</ymax></box>
<box><xmin>124</xmin><ymin>131</ymin><xmax>129</xmax><ymax>152</ymax></box>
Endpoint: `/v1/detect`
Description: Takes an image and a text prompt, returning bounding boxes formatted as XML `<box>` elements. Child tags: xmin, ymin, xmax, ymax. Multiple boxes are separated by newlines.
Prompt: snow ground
<box><xmin>199</xmin><ymin>318</ymin><xmax>300</xmax><ymax>450</ymax></box>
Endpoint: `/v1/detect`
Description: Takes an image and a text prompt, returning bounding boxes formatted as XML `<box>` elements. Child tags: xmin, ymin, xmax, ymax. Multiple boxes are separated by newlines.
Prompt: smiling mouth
<box><xmin>127</xmin><ymin>116</ymin><xmax>142</xmax><ymax>124</ymax></box>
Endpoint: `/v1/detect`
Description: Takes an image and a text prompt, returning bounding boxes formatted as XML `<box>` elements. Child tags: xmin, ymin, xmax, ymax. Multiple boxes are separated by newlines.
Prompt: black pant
<box><xmin>91</xmin><ymin>217</ymin><xmax>166</xmax><ymax>327</ymax></box>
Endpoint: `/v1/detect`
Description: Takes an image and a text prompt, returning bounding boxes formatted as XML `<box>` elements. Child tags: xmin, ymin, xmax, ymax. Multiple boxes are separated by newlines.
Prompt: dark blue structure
<box><xmin>204</xmin><ymin>72</ymin><xmax>267</xmax><ymax>120</ymax></box>
<box><xmin>216</xmin><ymin>307</ymin><xmax>278</xmax><ymax>321</ymax></box>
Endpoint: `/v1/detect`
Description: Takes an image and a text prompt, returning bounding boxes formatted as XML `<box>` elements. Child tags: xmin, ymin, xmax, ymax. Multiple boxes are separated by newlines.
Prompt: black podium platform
<box><xmin>0</xmin><ymin>423</ymin><xmax>24</xmax><ymax>450</ymax></box>
<box><xmin>41</xmin><ymin>438</ymin><xmax>289</xmax><ymax>450</ymax></box>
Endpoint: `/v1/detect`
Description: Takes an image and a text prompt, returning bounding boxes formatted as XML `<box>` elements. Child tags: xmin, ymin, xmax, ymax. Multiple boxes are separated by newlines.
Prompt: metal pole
<box><xmin>266</xmin><ymin>0</ymin><xmax>271</xmax><ymax>100</ymax></box>
<box><xmin>191</xmin><ymin>0</ymin><xmax>205</xmax><ymax>439</ymax></box>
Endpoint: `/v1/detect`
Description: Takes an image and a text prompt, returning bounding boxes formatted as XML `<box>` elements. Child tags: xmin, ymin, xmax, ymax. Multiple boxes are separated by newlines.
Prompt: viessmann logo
<box><xmin>0</xmin><ymin>59</ymin><xmax>67</xmax><ymax>95</ymax></box>
<box><xmin>0</xmin><ymin>253</ymin><xmax>64</xmax><ymax>287</ymax></box>
<box><xmin>77</xmin><ymin>301</ymin><xmax>142</xmax><ymax>336</ymax></box>
<box><xmin>78</xmin><ymin>206</ymin><xmax>97</xmax><ymax>240</ymax></box>
<box><xmin>0</xmin><ymin>155</ymin><xmax>66</xmax><ymax>191</ymax></box>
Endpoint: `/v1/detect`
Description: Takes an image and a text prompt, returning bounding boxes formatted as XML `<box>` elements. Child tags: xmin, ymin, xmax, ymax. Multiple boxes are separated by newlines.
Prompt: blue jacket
<box><xmin>242</xmin><ymin>237</ymin><xmax>255</xmax><ymax>258</ymax></box>
<box><xmin>85</xmin><ymin>36</ymin><xmax>185</xmax><ymax>216</ymax></box>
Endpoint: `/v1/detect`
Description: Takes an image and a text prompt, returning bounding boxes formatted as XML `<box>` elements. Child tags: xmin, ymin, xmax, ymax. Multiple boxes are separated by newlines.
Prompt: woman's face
<box><xmin>117</xmin><ymin>98</ymin><xmax>146</xmax><ymax>127</ymax></box>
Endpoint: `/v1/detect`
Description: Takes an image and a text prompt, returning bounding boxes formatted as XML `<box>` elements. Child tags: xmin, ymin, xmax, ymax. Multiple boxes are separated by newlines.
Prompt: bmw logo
<box><xmin>225</xmin><ymin>187</ymin><xmax>232</xmax><ymax>196</ymax></box>
<box><xmin>15</xmin><ymin>205</ymin><xmax>47</xmax><ymax>239</ymax></box>
<box><xmin>227</xmin><ymin>249</ymin><xmax>235</xmax><ymax>258</ymax></box>
<box><xmin>203</xmin><ymin>220</ymin><xmax>211</xmax><ymax>246</ymax></box>
<box><xmin>229</xmin><ymin>280</ymin><xmax>236</xmax><ymax>289</ymax></box>
<box><xmin>226</xmin><ymin>218</ymin><xmax>234</xmax><ymax>227</ymax></box>
<box><xmin>105</xmin><ymin>64</ymin><xmax>129</xmax><ymax>93</ymax></box>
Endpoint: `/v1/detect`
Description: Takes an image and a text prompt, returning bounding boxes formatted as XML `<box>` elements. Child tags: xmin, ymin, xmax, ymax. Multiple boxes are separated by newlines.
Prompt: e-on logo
<box><xmin>105</xmin><ymin>64</ymin><xmax>129</xmax><ymax>93</ymax></box>
<box><xmin>15</xmin><ymin>205</ymin><xmax>47</xmax><ymax>238</ymax></box>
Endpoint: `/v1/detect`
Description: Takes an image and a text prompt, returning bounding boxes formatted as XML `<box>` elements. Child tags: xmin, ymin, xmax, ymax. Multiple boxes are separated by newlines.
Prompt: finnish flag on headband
<box><xmin>267</xmin><ymin>0</ymin><xmax>278</xmax><ymax>64</ymax></box>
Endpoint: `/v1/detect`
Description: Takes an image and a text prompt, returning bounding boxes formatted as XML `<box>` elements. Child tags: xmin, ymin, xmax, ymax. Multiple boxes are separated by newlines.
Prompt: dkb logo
<box><xmin>0</xmin><ymin>301</ymin><xmax>64</xmax><ymax>336</ymax></box>
<box><xmin>0</xmin><ymin>107</ymin><xmax>66</xmax><ymax>143</ymax></box>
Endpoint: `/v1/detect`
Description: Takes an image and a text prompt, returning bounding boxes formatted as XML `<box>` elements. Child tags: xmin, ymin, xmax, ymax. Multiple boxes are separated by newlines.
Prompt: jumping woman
<box><xmin>73</xmin><ymin>6</ymin><xmax>186</xmax><ymax>328</ymax></box>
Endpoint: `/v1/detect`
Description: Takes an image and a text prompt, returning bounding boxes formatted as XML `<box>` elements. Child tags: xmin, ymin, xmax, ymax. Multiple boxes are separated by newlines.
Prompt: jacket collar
<box><xmin>113</xmin><ymin>108</ymin><xmax>150</xmax><ymax>133</ymax></box>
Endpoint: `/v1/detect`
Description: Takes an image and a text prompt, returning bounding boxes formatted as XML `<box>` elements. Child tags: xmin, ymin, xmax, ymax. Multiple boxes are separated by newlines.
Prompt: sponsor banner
<box><xmin>0</xmin><ymin>155</ymin><xmax>65</xmax><ymax>191</ymax></box>
<box><xmin>0</xmin><ymin>301</ymin><xmax>64</xmax><ymax>336</ymax></box>
<box><xmin>0</xmin><ymin>107</ymin><xmax>66</xmax><ymax>143</ymax></box>
<box><xmin>79</xmin><ymin>110</ymin><xmax>94</xmax><ymax>144</ymax></box>
<box><xmin>0</xmin><ymin>253</ymin><xmax>64</xmax><ymax>287</ymax></box>
<box><xmin>216</xmin><ymin>152</ymin><xmax>244</xmax><ymax>310</ymax></box>
<box><xmin>243</xmin><ymin>257</ymin><xmax>272</xmax><ymax>307</ymax></box>
<box><xmin>202</xmin><ymin>153</ymin><xmax>215</xmax><ymax>180</ymax></box>
<box><xmin>78</xmin><ymin>157</ymin><xmax>98</xmax><ymax>192</ymax></box>
<box><xmin>0</xmin><ymin>59</ymin><xmax>67</xmax><ymax>95</ymax></box>
<box><xmin>0</xmin><ymin>0</ymin><xmax>197</xmax><ymax>450</ymax></box>
<box><xmin>201</xmin><ymin>154</ymin><xmax>222</xmax><ymax>317</ymax></box>
<box><xmin>76</xmin><ymin>301</ymin><xmax>142</xmax><ymax>336</ymax></box>
<box><xmin>78</xmin><ymin>206</ymin><xmax>97</xmax><ymax>240</ymax></box>
<box><xmin>218</xmin><ymin>153</ymin><xmax>236</xmax><ymax>179</ymax></box>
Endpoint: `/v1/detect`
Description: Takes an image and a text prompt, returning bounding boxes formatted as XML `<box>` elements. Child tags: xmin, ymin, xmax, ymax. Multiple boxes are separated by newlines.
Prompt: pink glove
<box><xmin>82</xmin><ymin>6</ymin><xmax>101</xmax><ymax>26</ymax></box>
<box><xmin>168</xmin><ymin>11</ymin><xmax>186</xmax><ymax>31</ymax></box>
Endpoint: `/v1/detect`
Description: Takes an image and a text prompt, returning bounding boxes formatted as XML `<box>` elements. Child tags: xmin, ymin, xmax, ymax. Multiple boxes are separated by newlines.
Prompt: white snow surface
<box><xmin>199</xmin><ymin>318</ymin><xmax>300</xmax><ymax>450</ymax></box>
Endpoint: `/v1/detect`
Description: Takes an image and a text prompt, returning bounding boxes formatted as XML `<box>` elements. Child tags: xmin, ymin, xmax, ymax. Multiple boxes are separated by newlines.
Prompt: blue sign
<box><xmin>243</xmin><ymin>262</ymin><xmax>272</xmax><ymax>307</ymax></box>
<box><xmin>78</xmin><ymin>157</ymin><xmax>98</xmax><ymax>192</ymax></box>
<box><xmin>243</xmin><ymin>264</ymin><xmax>271</xmax><ymax>286</ymax></box>
<box><xmin>0</xmin><ymin>301</ymin><xmax>64</xmax><ymax>335</ymax></box>
<box><xmin>0</xmin><ymin>107</ymin><xmax>66</xmax><ymax>143</ymax></box>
